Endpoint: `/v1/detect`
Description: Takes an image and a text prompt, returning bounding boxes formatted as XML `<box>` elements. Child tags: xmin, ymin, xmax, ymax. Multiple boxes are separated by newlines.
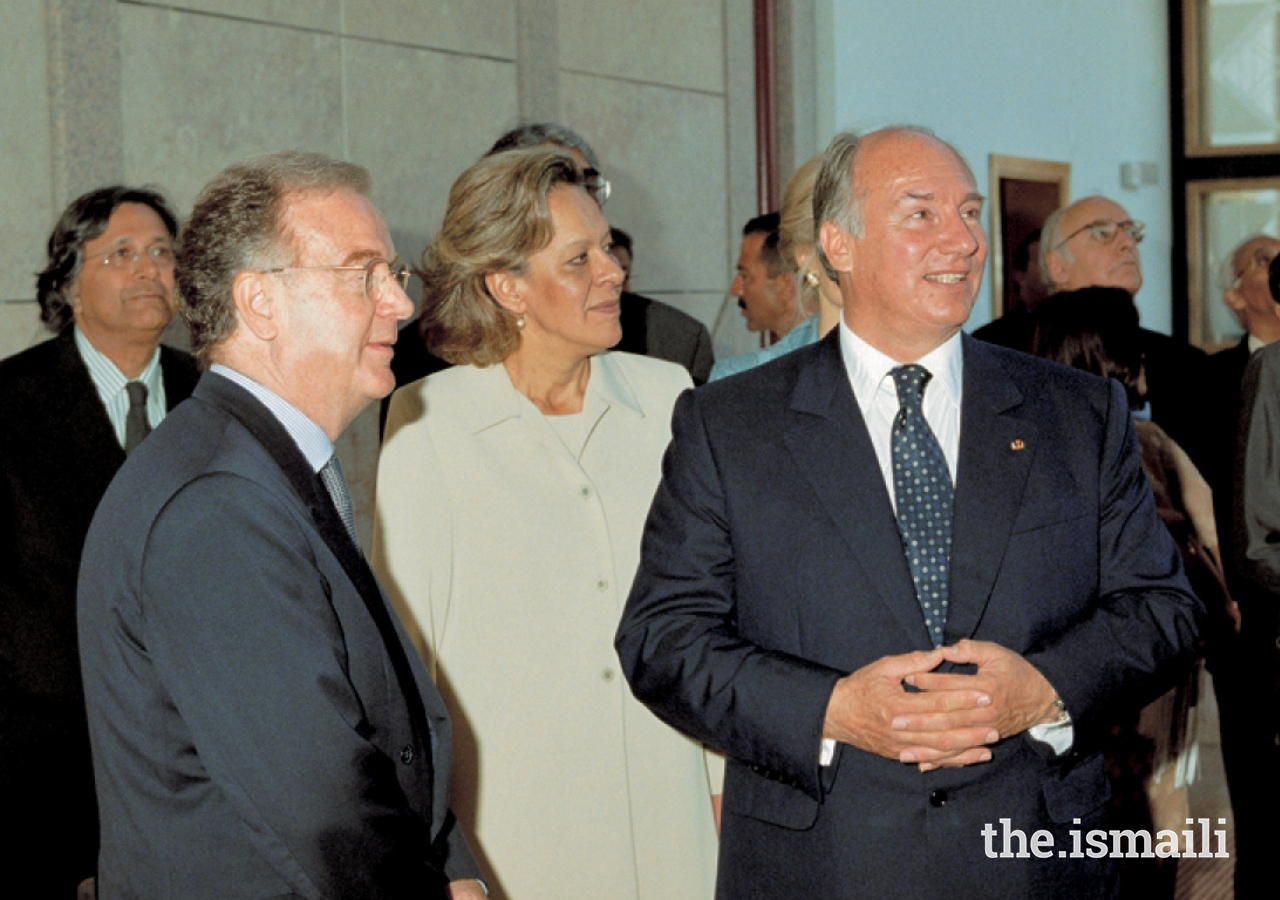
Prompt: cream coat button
<box><xmin>601</xmin><ymin>668</ymin><xmax>616</xmax><ymax>682</ymax></box>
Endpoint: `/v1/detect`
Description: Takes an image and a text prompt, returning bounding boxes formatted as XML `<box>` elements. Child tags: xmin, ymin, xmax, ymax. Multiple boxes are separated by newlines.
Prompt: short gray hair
<box><xmin>1039</xmin><ymin>204</ymin><xmax>1073</xmax><ymax>290</ymax></box>
<box><xmin>812</xmin><ymin>125</ymin><xmax>968</xmax><ymax>281</ymax></box>
<box><xmin>488</xmin><ymin>123</ymin><xmax>599</xmax><ymax>169</ymax></box>
<box><xmin>177</xmin><ymin>150</ymin><xmax>371</xmax><ymax>362</ymax></box>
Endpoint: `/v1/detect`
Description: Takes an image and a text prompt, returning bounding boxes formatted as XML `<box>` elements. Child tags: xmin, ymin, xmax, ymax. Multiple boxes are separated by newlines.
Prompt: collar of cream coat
<box><xmin>451</xmin><ymin>351</ymin><xmax>648</xmax><ymax>435</ymax></box>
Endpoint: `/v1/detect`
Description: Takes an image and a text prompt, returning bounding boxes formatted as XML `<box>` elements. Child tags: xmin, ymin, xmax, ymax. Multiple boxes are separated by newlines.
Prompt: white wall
<box><xmin>823</xmin><ymin>0</ymin><xmax>1174</xmax><ymax>333</ymax></box>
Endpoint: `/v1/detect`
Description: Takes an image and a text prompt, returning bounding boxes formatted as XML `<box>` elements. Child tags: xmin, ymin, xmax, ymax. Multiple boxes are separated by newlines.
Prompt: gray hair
<box><xmin>177</xmin><ymin>150</ymin><xmax>371</xmax><ymax>362</ymax></box>
<box><xmin>1038</xmin><ymin>204</ymin><xmax>1074</xmax><ymax>290</ymax></box>
<box><xmin>812</xmin><ymin>125</ymin><xmax>970</xmax><ymax>281</ymax></box>
<box><xmin>488</xmin><ymin>123</ymin><xmax>600</xmax><ymax>169</ymax></box>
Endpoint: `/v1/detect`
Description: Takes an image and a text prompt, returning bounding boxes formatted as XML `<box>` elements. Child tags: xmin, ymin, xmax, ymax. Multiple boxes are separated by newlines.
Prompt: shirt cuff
<box><xmin>1027</xmin><ymin>717</ymin><xmax>1074</xmax><ymax>755</ymax></box>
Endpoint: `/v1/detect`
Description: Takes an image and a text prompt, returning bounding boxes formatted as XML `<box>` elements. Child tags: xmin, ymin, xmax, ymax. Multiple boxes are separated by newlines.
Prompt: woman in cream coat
<box><xmin>373</xmin><ymin>147</ymin><xmax>718</xmax><ymax>900</ymax></box>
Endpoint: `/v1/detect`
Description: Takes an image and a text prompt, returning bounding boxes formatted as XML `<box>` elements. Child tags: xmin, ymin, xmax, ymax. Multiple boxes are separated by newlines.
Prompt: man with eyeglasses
<box><xmin>77</xmin><ymin>152</ymin><xmax>484</xmax><ymax>898</ymax></box>
<box><xmin>1040</xmin><ymin>195</ymin><xmax>1211</xmax><ymax>472</ymax></box>
<box><xmin>0</xmin><ymin>186</ymin><xmax>199</xmax><ymax>898</ymax></box>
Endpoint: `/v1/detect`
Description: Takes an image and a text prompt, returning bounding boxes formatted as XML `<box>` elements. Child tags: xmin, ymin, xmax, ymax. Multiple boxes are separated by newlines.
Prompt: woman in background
<box><xmin>373</xmin><ymin>147</ymin><xmax>717</xmax><ymax>900</ymax></box>
<box><xmin>710</xmin><ymin>155</ymin><xmax>842</xmax><ymax>380</ymax></box>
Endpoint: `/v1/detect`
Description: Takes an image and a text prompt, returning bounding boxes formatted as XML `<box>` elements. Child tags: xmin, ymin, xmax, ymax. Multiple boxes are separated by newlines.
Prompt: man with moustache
<box><xmin>617</xmin><ymin>127</ymin><xmax>1201</xmax><ymax>899</ymax></box>
<box><xmin>728</xmin><ymin>212</ymin><xmax>800</xmax><ymax>341</ymax></box>
<box><xmin>1041</xmin><ymin>195</ymin><xmax>1210</xmax><ymax>468</ymax></box>
<box><xmin>78</xmin><ymin>152</ymin><xmax>483</xmax><ymax>898</ymax></box>
<box><xmin>0</xmin><ymin>186</ymin><xmax>198</xmax><ymax>898</ymax></box>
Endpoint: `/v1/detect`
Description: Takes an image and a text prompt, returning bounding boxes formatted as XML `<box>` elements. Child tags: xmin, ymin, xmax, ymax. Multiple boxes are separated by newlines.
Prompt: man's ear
<box><xmin>231</xmin><ymin>271</ymin><xmax>278</xmax><ymax>342</ymax></box>
<box><xmin>1223</xmin><ymin>285</ymin><xmax>1245</xmax><ymax>315</ymax></box>
<box><xmin>819</xmin><ymin>221</ymin><xmax>854</xmax><ymax>276</ymax></box>
<box><xmin>1044</xmin><ymin>249</ymin><xmax>1070</xmax><ymax>291</ymax></box>
<box><xmin>484</xmin><ymin>270</ymin><xmax>526</xmax><ymax>316</ymax></box>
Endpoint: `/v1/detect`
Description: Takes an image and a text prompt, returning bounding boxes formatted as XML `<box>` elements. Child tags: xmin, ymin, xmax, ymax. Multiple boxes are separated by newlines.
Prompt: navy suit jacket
<box><xmin>0</xmin><ymin>328</ymin><xmax>198</xmax><ymax>889</ymax></box>
<box><xmin>79</xmin><ymin>373</ymin><xmax>478</xmax><ymax>898</ymax></box>
<box><xmin>617</xmin><ymin>330</ymin><xmax>1202</xmax><ymax>900</ymax></box>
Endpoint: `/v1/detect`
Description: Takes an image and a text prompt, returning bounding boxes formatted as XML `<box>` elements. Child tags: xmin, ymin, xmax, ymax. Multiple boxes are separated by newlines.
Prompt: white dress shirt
<box><xmin>75</xmin><ymin>326</ymin><xmax>167</xmax><ymax>449</ymax></box>
<box><xmin>819</xmin><ymin>323</ymin><xmax>1070</xmax><ymax>764</ymax></box>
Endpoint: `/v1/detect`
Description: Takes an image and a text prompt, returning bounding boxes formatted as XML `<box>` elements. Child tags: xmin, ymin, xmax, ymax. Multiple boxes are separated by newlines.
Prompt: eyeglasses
<box><xmin>582</xmin><ymin>168</ymin><xmax>612</xmax><ymax>206</ymax></box>
<box><xmin>97</xmin><ymin>243</ymin><xmax>176</xmax><ymax>270</ymax></box>
<box><xmin>259</xmin><ymin>257</ymin><xmax>411</xmax><ymax>303</ymax></box>
<box><xmin>1234</xmin><ymin>247</ymin><xmax>1279</xmax><ymax>283</ymax></box>
<box><xmin>1052</xmin><ymin>219</ymin><xmax>1145</xmax><ymax>250</ymax></box>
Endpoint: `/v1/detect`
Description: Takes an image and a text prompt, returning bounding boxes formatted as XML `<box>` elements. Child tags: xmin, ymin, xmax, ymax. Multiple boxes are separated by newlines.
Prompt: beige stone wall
<box><xmin>1</xmin><ymin>0</ymin><xmax>762</xmax><ymax>546</ymax></box>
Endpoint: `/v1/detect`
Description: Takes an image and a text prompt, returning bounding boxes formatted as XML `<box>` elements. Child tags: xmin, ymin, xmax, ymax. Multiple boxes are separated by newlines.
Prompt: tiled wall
<box><xmin>0</xmin><ymin>0</ymin><xmax>762</xmax><ymax>546</ymax></box>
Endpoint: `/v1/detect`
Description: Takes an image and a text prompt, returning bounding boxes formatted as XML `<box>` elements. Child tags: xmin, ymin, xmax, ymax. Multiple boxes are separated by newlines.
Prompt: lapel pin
<box><xmin>1010</xmin><ymin>439</ymin><xmax>1026</xmax><ymax>451</ymax></box>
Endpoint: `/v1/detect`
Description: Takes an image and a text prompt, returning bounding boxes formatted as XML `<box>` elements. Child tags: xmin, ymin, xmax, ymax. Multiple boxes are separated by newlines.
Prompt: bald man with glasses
<box><xmin>1039</xmin><ymin>195</ymin><xmax>1211</xmax><ymax>471</ymax></box>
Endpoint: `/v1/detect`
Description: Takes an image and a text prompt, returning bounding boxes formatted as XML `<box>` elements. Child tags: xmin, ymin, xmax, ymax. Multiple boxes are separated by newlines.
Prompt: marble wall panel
<box><xmin>344</xmin><ymin>0</ymin><xmax>516</xmax><ymax>59</ymax></box>
<box><xmin>120</xmin><ymin>5</ymin><xmax>344</xmax><ymax>213</ymax></box>
<box><xmin>562</xmin><ymin>73</ymin><xmax>729</xmax><ymax>302</ymax></box>
<box><xmin>557</xmin><ymin>0</ymin><xmax>722</xmax><ymax>94</ymax></box>
<box><xmin>0</xmin><ymin>1</ymin><xmax>55</xmax><ymax>308</ymax></box>
<box><xmin>144</xmin><ymin>0</ymin><xmax>342</xmax><ymax>33</ymax></box>
<box><xmin>342</xmin><ymin>39</ymin><xmax>518</xmax><ymax>266</ymax></box>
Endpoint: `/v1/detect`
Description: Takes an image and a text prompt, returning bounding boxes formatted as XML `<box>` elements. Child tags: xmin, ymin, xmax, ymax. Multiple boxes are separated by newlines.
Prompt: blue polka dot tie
<box><xmin>890</xmin><ymin>365</ymin><xmax>954</xmax><ymax>647</ymax></box>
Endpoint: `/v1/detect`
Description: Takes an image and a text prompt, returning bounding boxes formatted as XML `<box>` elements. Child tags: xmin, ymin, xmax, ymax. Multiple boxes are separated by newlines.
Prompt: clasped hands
<box><xmin>822</xmin><ymin>639</ymin><xmax>1059</xmax><ymax>772</ymax></box>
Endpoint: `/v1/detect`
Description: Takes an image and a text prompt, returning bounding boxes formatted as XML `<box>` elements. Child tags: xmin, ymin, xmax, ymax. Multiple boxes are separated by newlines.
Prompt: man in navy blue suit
<box><xmin>79</xmin><ymin>152</ymin><xmax>483</xmax><ymax>898</ymax></box>
<box><xmin>617</xmin><ymin>127</ymin><xmax>1202</xmax><ymax>899</ymax></box>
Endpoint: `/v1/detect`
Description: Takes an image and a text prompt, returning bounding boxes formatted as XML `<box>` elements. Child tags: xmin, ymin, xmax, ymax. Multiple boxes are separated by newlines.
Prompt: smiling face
<box><xmin>271</xmin><ymin>188</ymin><xmax>413</xmax><ymax>437</ymax></box>
<box><xmin>71</xmin><ymin>202</ymin><xmax>178</xmax><ymax>353</ymax></box>
<box><xmin>1046</xmin><ymin>197</ymin><xmax>1143</xmax><ymax>296</ymax></box>
<box><xmin>506</xmin><ymin>184</ymin><xmax>624</xmax><ymax>362</ymax></box>
<box><xmin>823</xmin><ymin>130</ymin><xmax>986</xmax><ymax>361</ymax></box>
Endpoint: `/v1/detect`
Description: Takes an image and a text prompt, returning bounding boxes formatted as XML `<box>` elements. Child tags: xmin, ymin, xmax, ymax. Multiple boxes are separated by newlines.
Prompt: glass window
<box><xmin>1187</xmin><ymin>180</ymin><xmax>1280</xmax><ymax>347</ymax></box>
<box><xmin>1190</xmin><ymin>0</ymin><xmax>1280</xmax><ymax>154</ymax></box>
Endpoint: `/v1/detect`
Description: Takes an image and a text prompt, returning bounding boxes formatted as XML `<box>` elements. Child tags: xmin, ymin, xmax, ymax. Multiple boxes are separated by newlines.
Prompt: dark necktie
<box><xmin>124</xmin><ymin>381</ymin><xmax>151</xmax><ymax>454</ymax></box>
<box><xmin>890</xmin><ymin>364</ymin><xmax>954</xmax><ymax>647</ymax></box>
<box><xmin>319</xmin><ymin>455</ymin><xmax>360</xmax><ymax>548</ymax></box>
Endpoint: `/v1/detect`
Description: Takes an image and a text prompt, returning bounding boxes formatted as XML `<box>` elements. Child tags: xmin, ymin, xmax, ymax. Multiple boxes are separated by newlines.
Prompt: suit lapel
<box><xmin>193</xmin><ymin>374</ymin><xmax>440</xmax><ymax>745</ymax></box>
<box><xmin>945</xmin><ymin>336</ymin><xmax>1035</xmax><ymax>641</ymax></box>
<box><xmin>159</xmin><ymin>345</ymin><xmax>201</xmax><ymax>410</ymax></box>
<box><xmin>48</xmin><ymin>329</ymin><xmax>127</xmax><ymax>478</ymax></box>
<box><xmin>782</xmin><ymin>331</ymin><xmax>930</xmax><ymax>649</ymax></box>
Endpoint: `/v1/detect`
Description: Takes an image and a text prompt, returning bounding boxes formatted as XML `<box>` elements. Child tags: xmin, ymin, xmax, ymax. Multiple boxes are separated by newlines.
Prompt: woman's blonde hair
<box><xmin>420</xmin><ymin>147</ymin><xmax>581</xmax><ymax>366</ymax></box>
<box><xmin>778</xmin><ymin>155</ymin><xmax>823</xmax><ymax>319</ymax></box>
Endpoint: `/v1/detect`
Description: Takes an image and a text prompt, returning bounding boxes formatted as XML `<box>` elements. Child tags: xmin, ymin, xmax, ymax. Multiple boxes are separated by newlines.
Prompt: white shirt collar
<box><xmin>838</xmin><ymin>321</ymin><xmax>963</xmax><ymax>414</ymax></box>
<box><xmin>210</xmin><ymin>363</ymin><xmax>334</xmax><ymax>473</ymax></box>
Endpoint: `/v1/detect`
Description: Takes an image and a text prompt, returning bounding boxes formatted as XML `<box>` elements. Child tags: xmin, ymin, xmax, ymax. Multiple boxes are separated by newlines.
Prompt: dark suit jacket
<box><xmin>1231</xmin><ymin>344</ymin><xmax>1280</xmax><ymax>717</ymax></box>
<box><xmin>615</xmin><ymin>291</ymin><xmax>714</xmax><ymax>385</ymax></box>
<box><xmin>78</xmin><ymin>373</ymin><xmax>478</xmax><ymax>898</ymax></box>
<box><xmin>616</xmin><ymin>330</ymin><xmax>1202</xmax><ymax>900</ymax></box>
<box><xmin>0</xmin><ymin>328</ymin><xmax>198</xmax><ymax>889</ymax></box>
<box><xmin>1205</xmin><ymin>338</ymin><xmax>1251</xmax><ymax>618</ymax></box>
<box><xmin>1138</xmin><ymin>326</ymin><xmax>1211</xmax><ymax>473</ymax></box>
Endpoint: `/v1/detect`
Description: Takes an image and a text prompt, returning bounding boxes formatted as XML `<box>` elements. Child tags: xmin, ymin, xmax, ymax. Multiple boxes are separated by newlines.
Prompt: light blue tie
<box><xmin>890</xmin><ymin>365</ymin><xmax>954</xmax><ymax>647</ymax></box>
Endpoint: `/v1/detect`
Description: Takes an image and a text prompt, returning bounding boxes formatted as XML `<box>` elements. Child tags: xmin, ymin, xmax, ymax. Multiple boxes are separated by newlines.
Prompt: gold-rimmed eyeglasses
<box><xmin>259</xmin><ymin>257</ymin><xmax>410</xmax><ymax>303</ymax></box>
<box><xmin>1052</xmin><ymin>219</ymin><xmax>1145</xmax><ymax>250</ymax></box>
<box><xmin>96</xmin><ymin>243</ymin><xmax>176</xmax><ymax>270</ymax></box>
